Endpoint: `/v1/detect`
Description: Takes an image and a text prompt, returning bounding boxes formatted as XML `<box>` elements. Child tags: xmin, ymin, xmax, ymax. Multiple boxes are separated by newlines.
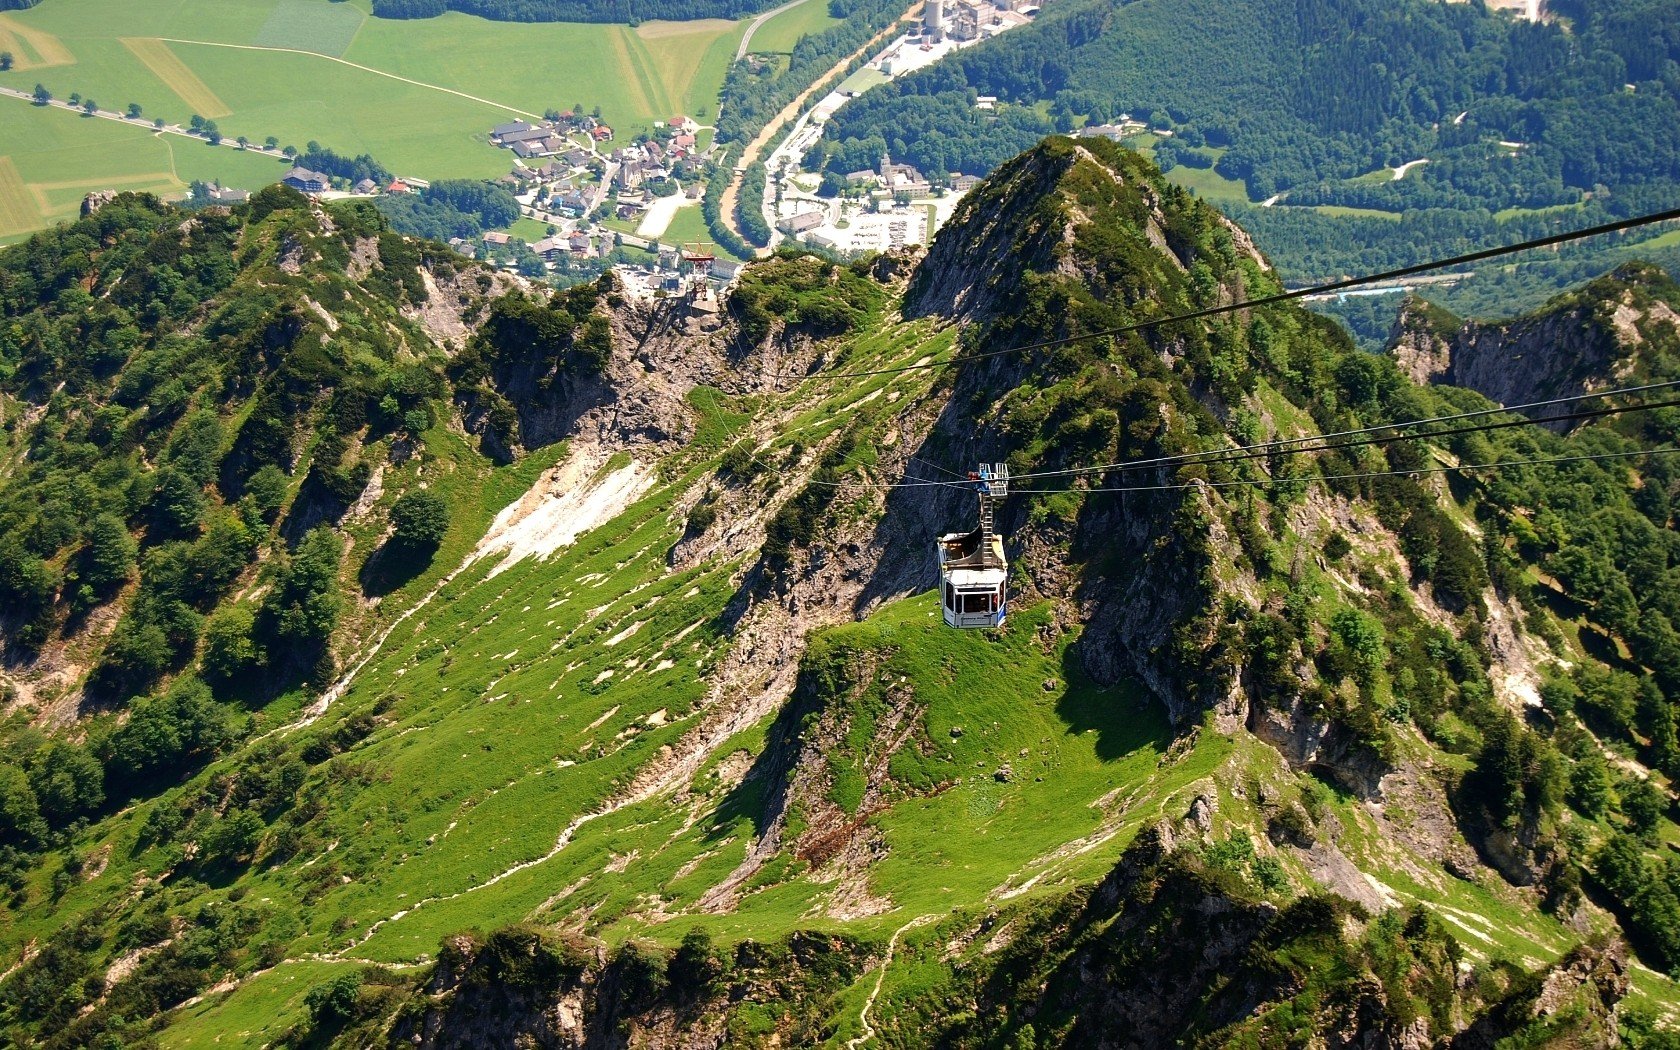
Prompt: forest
<box><xmin>714</xmin><ymin>0</ymin><xmax>909</xmax><ymax>147</ymax></box>
<box><xmin>369</xmin><ymin>0</ymin><xmax>779</xmax><ymax>21</ymax></box>
<box><xmin>374</xmin><ymin>179</ymin><xmax>523</xmax><ymax>242</ymax></box>
<box><xmin>813</xmin><ymin>0</ymin><xmax>1680</xmax><ymax>274</ymax></box>
<box><xmin>0</xmin><ymin>191</ymin><xmax>457</xmax><ymax>905</ymax></box>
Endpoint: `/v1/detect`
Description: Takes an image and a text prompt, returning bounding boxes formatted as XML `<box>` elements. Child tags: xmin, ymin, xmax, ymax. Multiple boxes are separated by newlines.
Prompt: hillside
<box><xmin>0</xmin><ymin>138</ymin><xmax>1678</xmax><ymax>1047</ymax></box>
<box><xmin>1388</xmin><ymin>262</ymin><xmax>1680</xmax><ymax>407</ymax></box>
<box><xmin>809</xmin><ymin>0</ymin><xmax>1680</xmax><ymax>283</ymax></box>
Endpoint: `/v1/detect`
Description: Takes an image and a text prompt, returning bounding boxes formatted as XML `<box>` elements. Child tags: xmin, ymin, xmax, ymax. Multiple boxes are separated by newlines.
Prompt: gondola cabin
<box><xmin>938</xmin><ymin>464</ymin><xmax>1009</xmax><ymax>629</ymax></box>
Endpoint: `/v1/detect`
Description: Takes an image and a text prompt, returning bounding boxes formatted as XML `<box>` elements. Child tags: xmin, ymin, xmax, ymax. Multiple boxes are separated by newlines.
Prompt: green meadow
<box><xmin>0</xmin><ymin>0</ymin><xmax>746</xmax><ymax>184</ymax></box>
<box><xmin>0</xmin><ymin>102</ymin><xmax>288</xmax><ymax>241</ymax></box>
<box><xmin>749</xmin><ymin>0</ymin><xmax>841</xmax><ymax>54</ymax></box>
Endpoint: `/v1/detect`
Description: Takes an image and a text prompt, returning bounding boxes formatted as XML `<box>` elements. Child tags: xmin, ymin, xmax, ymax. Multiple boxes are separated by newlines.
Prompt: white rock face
<box><xmin>469</xmin><ymin>448</ymin><xmax>655</xmax><ymax>578</ymax></box>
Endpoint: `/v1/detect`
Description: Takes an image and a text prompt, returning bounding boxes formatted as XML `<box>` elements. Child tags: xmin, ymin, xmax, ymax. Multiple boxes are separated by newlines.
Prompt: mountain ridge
<box><xmin>0</xmin><ymin>138</ymin><xmax>1676</xmax><ymax>1046</ymax></box>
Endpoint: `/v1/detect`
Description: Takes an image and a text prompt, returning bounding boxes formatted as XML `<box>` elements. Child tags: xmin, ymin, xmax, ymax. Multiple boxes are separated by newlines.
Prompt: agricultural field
<box><xmin>0</xmin><ymin>101</ymin><xmax>287</xmax><ymax>241</ymax></box>
<box><xmin>748</xmin><ymin>0</ymin><xmax>841</xmax><ymax>53</ymax></box>
<box><xmin>0</xmin><ymin>0</ymin><xmax>746</xmax><ymax>184</ymax></box>
<box><xmin>660</xmin><ymin>199</ymin><xmax>751</xmax><ymax>258</ymax></box>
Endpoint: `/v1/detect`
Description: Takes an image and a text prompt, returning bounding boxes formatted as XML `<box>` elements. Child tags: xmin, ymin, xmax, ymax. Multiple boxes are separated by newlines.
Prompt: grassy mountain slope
<box><xmin>0</xmin><ymin>138</ymin><xmax>1677</xmax><ymax>1047</ymax></box>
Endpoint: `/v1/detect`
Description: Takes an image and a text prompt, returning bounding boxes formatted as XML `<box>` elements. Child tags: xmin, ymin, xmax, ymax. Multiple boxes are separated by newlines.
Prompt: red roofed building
<box><xmin>387</xmin><ymin>179</ymin><xmax>411</xmax><ymax>194</ymax></box>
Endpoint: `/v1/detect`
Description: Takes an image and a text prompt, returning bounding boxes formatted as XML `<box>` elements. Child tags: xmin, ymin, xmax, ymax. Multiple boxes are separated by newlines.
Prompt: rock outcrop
<box><xmin>1388</xmin><ymin>263</ymin><xmax>1680</xmax><ymax>424</ymax></box>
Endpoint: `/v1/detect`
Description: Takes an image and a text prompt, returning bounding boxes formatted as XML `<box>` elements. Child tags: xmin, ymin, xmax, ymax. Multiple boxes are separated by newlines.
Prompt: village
<box><xmin>188</xmin><ymin>0</ymin><xmax>1054</xmax><ymax>307</ymax></box>
<box><xmin>760</xmin><ymin>0</ymin><xmax>1045</xmax><ymax>256</ymax></box>
<box><xmin>236</xmin><ymin>106</ymin><xmax>735</xmax><ymax>299</ymax></box>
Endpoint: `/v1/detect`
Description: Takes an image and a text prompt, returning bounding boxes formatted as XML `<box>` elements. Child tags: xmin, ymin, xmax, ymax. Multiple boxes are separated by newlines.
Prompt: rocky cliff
<box><xmin>1388</xmin><ymin>262</ymin><xmax>1680</xmax><ymax>422</ymax></box>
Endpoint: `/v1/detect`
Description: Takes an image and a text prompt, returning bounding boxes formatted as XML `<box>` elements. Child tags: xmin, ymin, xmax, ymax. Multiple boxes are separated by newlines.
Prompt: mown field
<box><xmin>748</xmin><ymin>0</ymin><xmax>840</xmax><ymax>54</ymax></box>
<box><xmin>0</xmin><ymin>102</ymin><xmax>287</xmax><ymax>241</ymax></box>
<box><xmin>0</xmin><ymin>0</ymin><xmax>745</xmax><ymax>184</ymax></box>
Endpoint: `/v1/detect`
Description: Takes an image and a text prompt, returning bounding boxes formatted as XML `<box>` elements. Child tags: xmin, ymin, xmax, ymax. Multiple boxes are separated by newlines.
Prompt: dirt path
<box><xmin>155</xmin><ymin>38</ymin><xmax>539</xmax><ymax>119</ymax></box>
<box><xmin>716</xmin><ymin>2</ymin><xmax>919</xmax><ymax>255</ymax></box>
<box><xmin>846</xmin><ymin>914</ymin><xmax>937</xmax><ymax>1049</ymax></box>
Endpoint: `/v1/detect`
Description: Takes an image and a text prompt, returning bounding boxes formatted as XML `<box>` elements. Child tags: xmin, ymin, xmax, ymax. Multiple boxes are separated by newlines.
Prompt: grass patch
<box><xmin>1161</xmin><ymin>160</ymin><xmax>1250</xmax><ymax>203</ymax></box>
<box><xmin>836</xmin><ymin>66</ymin><xmax>891</xmax><ymax>96</ymax></box>
<box><xmin>120</xmin><ymin>37</ymin><xmax>231</xmax><ymax>118</ymax></box>
<box><xmin>659</xmin><ymin>199</ymin><xmax>750</xmax><ymax>259</ymax></box>
<box><xmin>504</xmin><ymin>215</ymin><xmax>553</xmax><ymax>241</ymax></box>
<box><xmin>749</xmin><ymin>0</ymin><xmax>840</xmax><ymax>54</ymax></box>
<box><xmin>0</xmin><ymin>0</ymin><xmax>746</xmax><ymax>189</ymax></box>
<box><xmin>0</xmin><ymin>13</ymin><xmax>73</xmax><ymax>69</ymax></box>
<box><xmin>0</xmin><ymin>157</ymin><xmax>33</xmax><ymax>239</ymax></box>
<box><xmin>0</xmin><ymin>101</ymin><xmax>287</xmax><ymax>242</ymax></box>
<box><xmin>253</xmin><ymin>0</ymin><xmax>367</xmax><ymax>56</ymax></box>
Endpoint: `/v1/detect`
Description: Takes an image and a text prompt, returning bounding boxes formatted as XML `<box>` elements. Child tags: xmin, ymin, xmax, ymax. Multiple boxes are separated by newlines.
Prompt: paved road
<box><xmin>718</xmin><ymin>0</ymin><xmax>921</xmax><ymax>254</ymax></box>
<box><xmin>736</xmin><ymin>0</ymin><xmax>821</xmax><ymax>60</ymax></box>
<box><xmin>0</xmin><ymin>87</ymin><xmax>291</xmax><ymax>161</ymax></box>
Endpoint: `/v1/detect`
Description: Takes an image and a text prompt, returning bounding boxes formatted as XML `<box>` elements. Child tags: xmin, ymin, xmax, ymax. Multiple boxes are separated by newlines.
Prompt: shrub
<box><xmin>389</xmin><ymin>491</ymin><xmax>450</xmax><ymax>549</ymax></box>
<box><xmin>305</xmin><ymin>971</ymin><xmax>362</xmax><ymax>1029</ymax></box>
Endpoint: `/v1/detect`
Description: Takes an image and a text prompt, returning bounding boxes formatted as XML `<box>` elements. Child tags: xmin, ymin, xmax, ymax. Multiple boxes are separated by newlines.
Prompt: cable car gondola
<box><xmin>938</xmin><ymin>464</ymin><xmax>1008</xmax><ymax>629</ymax></box>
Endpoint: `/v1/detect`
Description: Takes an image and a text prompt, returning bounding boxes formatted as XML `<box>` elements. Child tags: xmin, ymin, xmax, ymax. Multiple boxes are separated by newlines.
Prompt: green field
<box><xmin>503</xmin><ymin>215</ymin><xmax>553</xmax><ymax>240</ymax></box>
<box><xmin>1162</xmin><ymin>161</ymin><xmax>1251</xmax><ymax>203</ymax></box>
<box><xmin>749</xmin><ymin>0</ymin><xmax>840</xmax><ymax>54</ymax></box>
<box><xmin>0</xmin><ymin>0</ymin><xmax>745</xmax><ymax>183</ymax></box>
<box><xmin>0</xmin><ymin>101</ymin><xmax>288</xmax><ymax>241</ymax></box>
<box><xmin>657</xmin><ymin>198</ymin><xmax>752</xmax><ymax>259</ymax></box>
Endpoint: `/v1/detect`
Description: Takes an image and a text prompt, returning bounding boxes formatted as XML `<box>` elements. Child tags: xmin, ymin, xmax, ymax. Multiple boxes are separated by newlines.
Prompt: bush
<box><xmin>201</xmin><ymin>605</ymin><xmax>261</xmax><ymax>682</ymax></box>
<box><xmin>81</xmin><ymin>515</ymin><xmax>137</xmax><ymax>594</ymax></box>
<box><xmin>389</xmin><ymin>491</ymin><xmax>450</xmax><ymax>549</ymax></box>
<box><xmin>305</xmin><ymin>971</ymin><xmax>362</xmax><ymax>1029</ymax></box>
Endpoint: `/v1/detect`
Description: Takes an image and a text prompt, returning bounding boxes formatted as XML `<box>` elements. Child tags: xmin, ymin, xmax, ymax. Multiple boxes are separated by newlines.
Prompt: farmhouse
<box><xmin>281</xmin><ymin>167</ymin><xmax>330</xmax><ymax>193</ymax></box>
<box><xmin>512</xmin><ymin>135</ymin><xmax>570</xmax><ymax>159</ymax></box>
<box><xmin>668</xmin><ymin>115</ymin><xmax>699</xmax><ymax>135</ymax></box>
<box><xmin>483</xmin><ymin>231</ymin><xmax>512</xmax><ymax>246</ymax></box>
<box><xmin>530</xmin><ymin>235</ymin><xmax>568</xmax><ymax>261</ymax></box>
<box><xmin>491</xmin><ymin>120</ymin><xmax>539</xmax><ymax>142</ymax></box>
<box><xmin>497</xmin><ymin>126</ymin><xmax>552</xmax><ymax>145</ymax></box>
<box><xmin>354</xmin><ymin>178</ymin><xmax>379</xmax><ymax>195</ymax></box>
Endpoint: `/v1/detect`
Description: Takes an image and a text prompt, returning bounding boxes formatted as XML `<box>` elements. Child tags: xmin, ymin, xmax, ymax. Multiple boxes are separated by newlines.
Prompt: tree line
<box><xmin>813</xmin><ymin>0</ymin><xmax>1680</xmax><ymax>272</ymax></box>
<box><xmin>370</xmin><ymin>0</ymin><xmax>779</xmax><ymax>21</ymax></box>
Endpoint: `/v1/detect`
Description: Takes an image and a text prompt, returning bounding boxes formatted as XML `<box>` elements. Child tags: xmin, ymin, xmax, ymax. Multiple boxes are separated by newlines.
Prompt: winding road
<box><xmin>717</xmin><ymin>0</ymin><xmax>921</xmax><ymax>255</ymax></box>
<box><xmin>735</xmin><ymin>0</ymin><xmax>824</xmax><ymax>60</ymax></box>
